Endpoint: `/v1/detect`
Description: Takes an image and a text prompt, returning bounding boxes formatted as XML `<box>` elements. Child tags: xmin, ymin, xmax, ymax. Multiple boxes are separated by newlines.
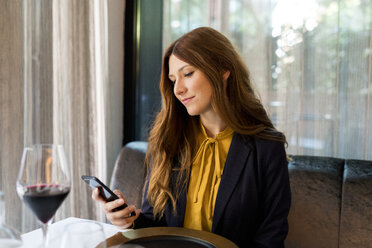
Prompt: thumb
<box><xmin>113</xmin><ymin>189</ymin><xmax>126</xmax><ymax>201</ymax></box>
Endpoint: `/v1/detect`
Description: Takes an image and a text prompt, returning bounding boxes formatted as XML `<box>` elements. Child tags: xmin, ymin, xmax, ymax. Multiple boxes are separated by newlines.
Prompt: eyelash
<box><xmin>185</xmin><ymin>71</ymin><xmax>194</xmax><ymax>78</ymax></box>
<box><xmin>170</xmin><ymin>71</ymin><xmax>194</xmax><ymax>85</ymax></box>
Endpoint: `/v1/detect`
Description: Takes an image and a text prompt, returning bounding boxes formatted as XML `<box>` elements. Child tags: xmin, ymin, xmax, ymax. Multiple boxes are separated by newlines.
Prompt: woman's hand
<box><xmin>92</xmin><ymin>188</ymin><xmax>141</xmax><ymax>229</ymax></box>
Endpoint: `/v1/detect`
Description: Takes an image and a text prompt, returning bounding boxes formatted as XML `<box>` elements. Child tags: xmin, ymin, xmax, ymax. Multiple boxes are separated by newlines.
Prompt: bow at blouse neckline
<box><xmin>191</xmin><ymin>122</ymin><xmax>234</xmax><ymax>219</ymax></box>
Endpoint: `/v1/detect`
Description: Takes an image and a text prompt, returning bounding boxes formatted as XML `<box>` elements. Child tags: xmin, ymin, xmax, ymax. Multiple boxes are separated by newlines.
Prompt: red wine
<box><xmin>22</xmin><ymin>184</ymin><xmax>70</xmax><ymax>224</ymax></box>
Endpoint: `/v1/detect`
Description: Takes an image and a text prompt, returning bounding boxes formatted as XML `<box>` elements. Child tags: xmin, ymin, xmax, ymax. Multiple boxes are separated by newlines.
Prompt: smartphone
<box><xmin>81</xmin><ymin>175</ymin><xmax>135</xmax><ymax>216</ymax></box>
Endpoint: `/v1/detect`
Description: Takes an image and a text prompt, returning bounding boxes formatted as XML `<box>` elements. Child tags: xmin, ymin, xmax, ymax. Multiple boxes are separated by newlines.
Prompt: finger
<box><xmin>113</xmin><ymin>205</ymin><xmax>137</xmax><ymax>220</ymax></box>
<box><xmin>125</xmin><ymin>205</ymin><xmax>140</xmax><ymax>218</ymax></box>
<box><xmin>103</xmin><ymin>198</ymin><xmax>125</xmax><ymax>213</ymax></box>
<box><xmin>106</xmin><ymin>205</ymin><xmax>135</xmax><ymax>224</ymax></box>
<box><xmin>122</xmin><ymin>208</ymin><xmax>141</xmax><ymax>227</ymax></box>
<box><xmin>108</xmin><ymin>207</ymin><xmax>141</xmax><ymax>228</ymax></box>
<box><xmin>133</xmin><ymin>209</ymin><xmax>141</xmax><ymax>220</ymax></box>
<box><xmin>113</xmin><ymin>189</ymin><xmax>126</xmax><ymax>202</ymax></box>
<box><xmin>107</xmin><ymin>205</ymin><xmax>135</xmax><ymax>221</ymax></box>
<box><xmin>92</xmin><ymin>188</ymin><xmax>106</xmax><ymax>203</ymax></box>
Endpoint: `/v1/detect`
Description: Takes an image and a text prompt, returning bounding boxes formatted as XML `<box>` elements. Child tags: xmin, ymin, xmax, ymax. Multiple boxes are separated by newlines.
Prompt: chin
<box><xmin>185</xmin><ymin>107</ymin><xmax>200</xmax><ymax>116</ymax></box>
<box><xmin>186</xmin><ymin>111</ymin><xmax>199</xmax><ymax>116</ymax></box>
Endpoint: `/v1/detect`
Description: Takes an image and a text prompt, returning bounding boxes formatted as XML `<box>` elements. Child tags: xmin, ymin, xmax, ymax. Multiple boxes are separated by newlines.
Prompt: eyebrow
<box><xmin>168</xmin><ymin>65</ymin><xmax>192</xmax><ymax>78</ymax></box>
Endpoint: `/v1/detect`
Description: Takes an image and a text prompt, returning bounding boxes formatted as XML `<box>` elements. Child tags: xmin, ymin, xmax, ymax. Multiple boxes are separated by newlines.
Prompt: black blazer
<box><xmin>134</xmin><ymin>133</ymin><xmax>291</xmax><ymax>247</ymax></box>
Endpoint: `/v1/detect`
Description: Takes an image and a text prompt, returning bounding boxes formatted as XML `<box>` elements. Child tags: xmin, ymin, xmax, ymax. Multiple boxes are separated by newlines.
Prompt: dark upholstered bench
<box><xmin>110</xmin><ymin>142</ymin><xmax>372</xmax><ymax>248</ymax></box>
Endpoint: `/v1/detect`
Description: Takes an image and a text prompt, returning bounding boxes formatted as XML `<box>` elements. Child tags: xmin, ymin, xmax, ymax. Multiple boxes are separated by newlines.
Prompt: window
<box><xmin>162</xmin><ymin>0</ymin><xmax>372</xmax><ymax>159</ymax></box>
<box><xmin>123</xmin><ymin>0</ymin><xmax>163</xmax><ymax>143</ymax></box>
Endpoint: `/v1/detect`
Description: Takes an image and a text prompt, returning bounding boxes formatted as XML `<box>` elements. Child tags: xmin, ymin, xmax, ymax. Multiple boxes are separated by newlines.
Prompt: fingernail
<box><xmin>118</xmin><ymin>199</ymin><xmax>124</xmax><ymax>204</ymax></box>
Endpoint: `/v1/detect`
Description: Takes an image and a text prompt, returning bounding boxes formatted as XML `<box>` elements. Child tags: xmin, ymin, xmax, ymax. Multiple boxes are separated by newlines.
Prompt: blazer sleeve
<box><xmin>253</xmin><ymin>140</ymin><xmax>291</xmax><ymax>247</ymax></box>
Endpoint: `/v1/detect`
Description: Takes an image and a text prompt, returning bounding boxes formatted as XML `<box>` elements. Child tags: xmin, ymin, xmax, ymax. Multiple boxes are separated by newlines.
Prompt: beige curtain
<box><xmin>163</xmin><ymin>0</ymin><xmax>372</xmax><ymax>160</ymax></box>
<box><xmin>0</xmin><ymin>0</ymin><xmax>122</xmax><ymax>233</ymax></box>
<box><xmin>0</xmin><ymin>0</ymin><xmax>24</xmax><ymax>233</ymax></box>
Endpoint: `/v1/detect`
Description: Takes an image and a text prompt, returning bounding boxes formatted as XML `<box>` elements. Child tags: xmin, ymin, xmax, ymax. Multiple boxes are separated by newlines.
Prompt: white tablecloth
<box><xmin>21</xmin><ymin>217</ymin><xmax>123</xmax><ymax>248</ymax></box>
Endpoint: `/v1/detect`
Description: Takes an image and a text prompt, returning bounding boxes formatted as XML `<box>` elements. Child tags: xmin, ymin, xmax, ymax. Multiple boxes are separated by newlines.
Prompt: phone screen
<box><xmin>81</xmin><ymin>175</ymin><xmax>118</xmax><ymax>201</ymax></box>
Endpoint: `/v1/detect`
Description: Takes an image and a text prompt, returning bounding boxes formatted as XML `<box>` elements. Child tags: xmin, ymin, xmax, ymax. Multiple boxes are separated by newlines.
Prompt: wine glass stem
<box><xmin>41</xmin><ymin>221</ymin><xmax>51</xmax><ymax>247</ymax></box>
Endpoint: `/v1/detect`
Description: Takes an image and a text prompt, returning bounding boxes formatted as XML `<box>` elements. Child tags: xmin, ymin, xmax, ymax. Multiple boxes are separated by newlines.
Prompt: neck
<box><xmin>200</xmin><ymin>114</ymin><xmax>226</xmax><ymax>138</ymax></box>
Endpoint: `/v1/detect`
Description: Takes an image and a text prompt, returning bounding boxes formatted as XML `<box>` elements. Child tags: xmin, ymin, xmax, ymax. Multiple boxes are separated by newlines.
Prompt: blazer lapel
<box><xmin>212</xmin><ymin>133</ymin><xmax>253</xmax><ymax>231</ymax></box>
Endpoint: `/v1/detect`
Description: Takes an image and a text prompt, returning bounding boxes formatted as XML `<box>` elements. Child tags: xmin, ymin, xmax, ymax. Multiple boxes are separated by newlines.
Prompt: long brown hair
<box><xmin>146</xmin><ymin>27</ymin><xmax>286</xmax><ymax>218</ymax></box>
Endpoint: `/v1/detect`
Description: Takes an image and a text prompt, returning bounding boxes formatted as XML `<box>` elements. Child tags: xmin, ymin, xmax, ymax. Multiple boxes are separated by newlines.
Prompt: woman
<box><xmin>93</xmin><ymin>27</ymin><xmax>291</xmax><ymax>247</ymax></box>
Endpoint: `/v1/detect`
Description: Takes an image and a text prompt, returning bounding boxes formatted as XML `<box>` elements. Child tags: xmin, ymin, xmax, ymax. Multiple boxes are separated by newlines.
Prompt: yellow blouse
<box><xmin>183</xmin><ymin>122</ymin><xmax>234</xmax><ymax>232</ymax></box>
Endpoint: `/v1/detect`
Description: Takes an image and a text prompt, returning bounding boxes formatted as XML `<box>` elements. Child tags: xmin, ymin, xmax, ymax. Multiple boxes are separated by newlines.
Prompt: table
<box><xmin>21</xmin><ymin>218</ymin><xmax>238</xmax><ymax>248</ymax></box>
<box><xmin>21</xmin><ymin>217</ymin><xmax>123</xmax><ymax>248</ymax></box>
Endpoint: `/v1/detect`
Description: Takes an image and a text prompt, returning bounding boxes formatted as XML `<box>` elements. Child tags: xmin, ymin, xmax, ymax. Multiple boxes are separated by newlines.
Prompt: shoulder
<box><xmin>234</xmin><ymin>133</ymin><xmax>287</xmax><ymax>165</ymax></box>
<box><xmin>254</xmin><ymin>135</ymin><xmax>286</xmax><ymax>153</ymax></box>
<box><xmin>234</xmin><ymin>132</ymin><xmax>286</xmax><ymax>153</ymax></box>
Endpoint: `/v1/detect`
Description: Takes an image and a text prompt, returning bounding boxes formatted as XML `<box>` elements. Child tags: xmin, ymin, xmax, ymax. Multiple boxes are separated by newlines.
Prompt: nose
<box><xmin>174</xmin><ymin>78</ymin><xmax>186</xmax><ymax>96</ymax></box>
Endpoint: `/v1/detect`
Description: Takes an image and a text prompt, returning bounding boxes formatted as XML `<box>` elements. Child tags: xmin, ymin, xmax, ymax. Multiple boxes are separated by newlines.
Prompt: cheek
<box><xmin>202</xmin><ymin>84</ymin><xmax>213</xmax><ymax>99</ymax></box>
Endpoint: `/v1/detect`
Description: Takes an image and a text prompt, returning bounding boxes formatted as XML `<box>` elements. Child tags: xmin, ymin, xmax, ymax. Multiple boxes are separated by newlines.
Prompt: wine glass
<box><xmin>0</xmin><ymin>191</ymin><xmax>22</xmax><ymax>247</ymax></box>
<box><xmin>60</xmin><ymin>221</ymin><xmax>107</xmax><ymax>248</ymax></box>
<box><xmin>16</xmin><ymin>144</ymin><xmax>70</xmax><ymax>247</ymax></box>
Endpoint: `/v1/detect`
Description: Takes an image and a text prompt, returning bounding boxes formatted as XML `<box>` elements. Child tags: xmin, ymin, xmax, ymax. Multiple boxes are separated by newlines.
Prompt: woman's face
<box><xmin>168</xmin><ymin>54</ymin><xmax>215</xmax><ymax>117</ymax></box>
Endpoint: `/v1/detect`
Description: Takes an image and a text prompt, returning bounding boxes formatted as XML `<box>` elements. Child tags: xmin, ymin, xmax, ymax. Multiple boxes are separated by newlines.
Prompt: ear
<box><xmin>222</xmin><ymin>70</ymin><xmax>230</xmax><ymax>87</ymax></box>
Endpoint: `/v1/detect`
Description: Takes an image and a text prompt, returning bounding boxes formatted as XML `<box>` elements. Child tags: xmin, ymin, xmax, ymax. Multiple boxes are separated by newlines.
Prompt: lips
<box><xmin>181</xmin><ymin>96</ymin><xmax>194</xmax><ymax>105</ymax></box>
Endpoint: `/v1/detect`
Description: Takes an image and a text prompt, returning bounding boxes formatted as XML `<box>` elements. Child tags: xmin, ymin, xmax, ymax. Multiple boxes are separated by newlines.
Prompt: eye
<box><xmin>184</xmin><ymin>71</ymin><xmax>194</xmax><ymax>77</ymax></box>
